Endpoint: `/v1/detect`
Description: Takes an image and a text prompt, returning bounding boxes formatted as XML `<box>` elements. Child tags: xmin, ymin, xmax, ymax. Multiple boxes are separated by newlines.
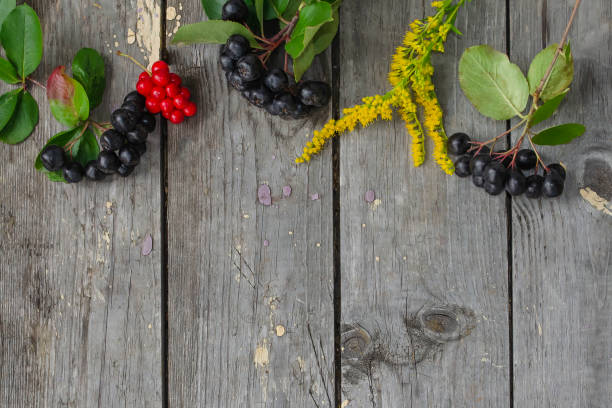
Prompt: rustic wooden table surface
<box><xmin>1</xmin><ymin>0</ymin><xmax>611</xmax><ymax>407</ymax></box>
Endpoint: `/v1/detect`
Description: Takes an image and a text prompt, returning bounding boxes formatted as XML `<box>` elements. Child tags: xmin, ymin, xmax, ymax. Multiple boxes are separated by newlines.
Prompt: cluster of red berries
<box><xmin>136</xmin><ymin>61</ymin><xmax>197</xmax><ymax>124</ymax></box>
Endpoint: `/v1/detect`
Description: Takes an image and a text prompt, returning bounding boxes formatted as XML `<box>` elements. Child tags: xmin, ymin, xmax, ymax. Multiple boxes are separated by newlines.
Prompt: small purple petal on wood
<box><xmin>311</xmin><ymin>193</ymin><xmax>319</xmax><ymax>201</ymax></box>
<box><xmin>263</xmin><ymin>240</ymin><xmax>269</xmax><ymax>247</ymax></box>
<box><xmin>141</xmin><ymin>234</ymin><xmax>153</xmax><ymax>256</ymax></box>
<box><xmin>258</xmin><ymin>184</ymin><xmax>272</xmax><ymax>206</ymax></box>
<box><xmin>364</xmin><ymin>190</ymin><xmax>376</xmax><ymax>203</ymax></box>
<box><xmin>283</xmin><ymin>185</ymin><xmax>292</xmax><ymax>197</ymax></box>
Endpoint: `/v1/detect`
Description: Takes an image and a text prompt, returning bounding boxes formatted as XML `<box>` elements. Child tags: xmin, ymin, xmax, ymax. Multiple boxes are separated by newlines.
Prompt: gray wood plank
<box><xmin>165</xmin><ymin>2</ymin><xmax>335</xmax><ymax>406</ymax></box>
<box><xmin>338</xmin><ymin>1</ymin><xmax>511</xmax><ymax>406</ymax></box>
<box><xmin>0</xmin><ymin>1</ymin><xmax>163</xmax><ymax>406</ymax></box>
<box><xmin>510</xmin><ymin>1</ymin><xmax>612</xmax><ymax>406</ymax></box>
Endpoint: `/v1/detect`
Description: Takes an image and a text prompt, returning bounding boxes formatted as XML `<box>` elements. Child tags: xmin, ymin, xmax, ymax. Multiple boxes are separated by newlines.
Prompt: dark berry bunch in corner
<box><xmin>40</xmin><ymin>91</ymin><xmax>156</xmax><ymax>183</ymax></box>
<box><xmin>218</xmin><ymin>1</ymin><xmax>331</xmax><ymax>119</ymax></box>
<box><xmin>136</xmin><ymin>61</ymin><xmax>197</xmax><ymax>124</ymax></box>
<box><xmin>448</xmin><ymin>132</ymin><xmax>567</xmax><ymax>198</ymax></box>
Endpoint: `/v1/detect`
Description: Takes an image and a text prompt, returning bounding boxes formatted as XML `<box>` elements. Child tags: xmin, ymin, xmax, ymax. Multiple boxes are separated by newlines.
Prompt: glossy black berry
<box><xmin>298</xmin><ymin>81</ymin><xmax>331</xmax><ymax>107</ymax></box>
<box><xmin>97</xmin><ymin>151</ymin><xmax>121</xmax><ymax>174</ymax></box>
<box><xmin>548</xmin><ymin>163</ymin><xmax>566</xmax><ymax>180</ymax></box>
<box><xmin>525</xmin><ymin>175</ymin><xmax>544</xmax><ymax>199</ymax></box>
<box><xmin>220</xmin><ymin>51</ymin><xmax>235</xmax><ymax>72</ymax></box>
<box><xmin>40</xmin><ymin>145</ymin><xmax>66</xmax><ymax>171</ymax></box>
<box><xmin>484</xmin><ymin>181</ymin><xmax>505</xmax><ymax>195</ymax></box>
<box><xmin>271</xmin><ymin>92</ymin><xmax>297</xmax><ymax>117</ymax></box>
<box><xmin>454</xmin><ymin>155</ymin><xmax>471</xmax><ymax>177</ymax></box>
<box><xmin>506</xmin><ymin>170</ymin><xmax>526</xmax><ymax>196</ymax></box>
<box><xmin>124</xmin><ymin>90</ymin><xmax>146</xmax><ymax>107</ymax></box>
<box><xmin>543</xmin><ymin>171</ymin><xmax>565</xmax><ymax>198</ymax></box>
<box><xmin>516</xmin><ymin>149</ymin><xmax>537</xmax><ymax>170</ymax></box>
<box><xmin>470</xmin><ymin>154</ymin><xmax>492</xmax><ymax>177</ymax></box>
<box><xmin>118</xmin><ymin>145</ymin><xmax>141</xmax><ymax>166</ymax></box>
<box><xmin>291</xmin><ymin>102</ymin><xmax>311</xmax><ymax>119</ymax></box>
<box><xmin>140</xmin><ymin>112</ymin><xmax>156</xmax><ymax>133</ymax></box>
<box><xmin>84</xmin><ymin>160</ymin><xmax>106</xmax><ymax>181</ymax></box>
<box><xmin>111</xmin><ymin>109</ymin><xmax>138</xmax><ymax>134</ymax></box>
<box><xmin>100</xmin><ymin>129</ymin><xmax>125</xmax><ymax>151</ymax></box>
<box><xmin>447</xmin><ymin>133</ymin><xmax>471</xmax><ymax>155</ymax></box>
<box><xmin>265</xmin><ymin>101</ymin><xmax>282</xmax><ymax>116</ymax></box>
<box><xmin>132</xmin><ymin>142</ymin><xmax>147</xmax><ymax>156</ymax></box>
<box><xmin>121</xmin><ymin>101</ymin><xmax>144</xmax><ymax>119</ymax></box>
<box><xmin>248</xmin><ymin>84</ymin><xmax>273</xmax><ymax>107</ymax></box>
<box><xmin>236</xmin><ymin>54</ymin><xmax>263</xmax><ymax>82</ymax></box>
<box><xmin>221</xmin><ymin>0</ymin><xmax>248</xmax><ymax>22</ymax></box>
<box><xmin>472</xmin><ymin>174</ymin><xmax>485</xmax><ymax>188</ymax></box>
<box><xmin>483</xmin><ymin>161</ymin><xmax>508</xmax><ymax>185</ymax></box>
<box><xmin>263</xmin><ymin>68</ymin><xmax>288</xmax><ymax>94</ymax></box>
<box><xmin>227</xmin><ymin>70</ymin><xmax>253</xmax><ymax>91</ymax></box>
<box><xmin>117</xmin><ymin>164</ymin><xmax>135</xmax><ymax>177</ymax></box>
<box><xmin>226</xmin><ymin>35</ymin><xmax>250</xmax><ymax>59</ymax></box>
<box><xmin>126</xmin><ymin>124</ymin><xmax>148</xmax><ymax>144</ymax></box>
<box><xmin>63</xmin><ymin>162</ymin><xmax>84</xmax><ymax>183</ymax></box>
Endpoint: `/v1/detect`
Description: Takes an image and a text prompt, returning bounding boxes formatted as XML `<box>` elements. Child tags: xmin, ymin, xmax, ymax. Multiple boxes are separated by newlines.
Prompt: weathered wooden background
<box><xmin>0</xmin><ymin>0</ymin><xmax>610</xmax><ymax>407</ymax></box>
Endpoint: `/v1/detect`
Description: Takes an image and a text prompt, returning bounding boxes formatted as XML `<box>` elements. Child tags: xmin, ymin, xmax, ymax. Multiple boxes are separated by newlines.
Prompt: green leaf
<box><xmin>200</xmin><ymin>0</ymin><xmax>226</xmax><ymax>19</ymax></box>
<box><xmin>255</xmin><ymin>0</ymin><xmax>264</xmax><ymax>32</ymax></box>
<box><xmin>266</xmin><ymin>0</ymin><xmax>290</xmax><ymax>19</ymax></box>
<box><xmin>72</xmin><ymin>48</ymin><xmax>106</xmax><ymax>109</ymax></box>
<box><xmin>527</xmin><ymin>43</ymin><xmax>573</xmax><ymax>102</ymax></box>
<box><xmin>532</xmin><ymin>123</ymin><xmax>585</xmax><ymax>146</ymax></box>
<box><xmin>74</xmin><ymin>128</ymin><xmax>100</xmax><ymax>166</ymax></box>
<box><xmin>34</xmin><ymin>126</ymin><xmax>82</xmax><ymax>171</ymax></box>
<box><xmin>529</xmin><ymin>90</ymin><xmax>568</xmax><ymax>127</ymax></box>
<box><xmin>47</xmin><ymin>66</ymin><xmax>90</xmax><ymax>127</ymax></box>
<box><xmin>0</xmin><ymin>89</ymin><xmax>20</xmax><ymax>132</ymax></box>
<box><xmin>0</xmin><ymin>56</ymin><xmax>20</xmax><ymax>83</ymax></box>
<box><xmin>459</xmin><ymin>45</ymin><xmax>529</xmax><ymax>120</ymax></box>
<box><xmin>311</xmin><ymin>9</ymin><xmax>339</xmax><ymax>54</ymax></box>
<box><xmin>0</xmin><ymin>90</ymin><xmax>38</xmax><ymax>144</ymax></box>
<box><xmin>282</xmin><ymin>0</ymin><xmax>302</xmax><ymax>21</ymax></box>
<box><xmin>171</xmin><ymin>20</ymin><xmax>260</xmax><ymax>48</ymax></box>
<box><xmin>0</xmin><ymin>0</ymin><xmax>16</xmax><ymax>33</ymax></box>
<box><xmin>285</xmin><ymin>2</ymin><xmax>333</xmax><ymax>58</ymax></box>
<box><xmin>0</xmin><ymin>4</ymin><xmax>43</xmax><ymax>79</ymax></box>
<box><xmin>293</xmin><ymin>43</ymin><xmax>316</xmax><ymax>82</ymax></box>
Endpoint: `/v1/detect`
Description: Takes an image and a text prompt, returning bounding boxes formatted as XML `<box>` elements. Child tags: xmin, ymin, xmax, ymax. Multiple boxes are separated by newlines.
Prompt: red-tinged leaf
<box><xmin>47</xmin><ymin>66</ymin><xmax>89</xmax><ymax>127</ymax></box>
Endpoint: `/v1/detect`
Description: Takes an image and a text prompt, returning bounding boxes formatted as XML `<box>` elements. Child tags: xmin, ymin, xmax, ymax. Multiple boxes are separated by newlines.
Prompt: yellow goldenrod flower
<box><xmin>295</xmin><ymin>0</ymin><xmax>471</xmax><ymax>174</ymax></box>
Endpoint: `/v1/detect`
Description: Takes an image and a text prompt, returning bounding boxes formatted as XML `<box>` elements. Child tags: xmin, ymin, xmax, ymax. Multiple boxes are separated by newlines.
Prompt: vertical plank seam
<box><xmin>505</xmin><ymin>1</ymin><xmax>515</xmax><ymax>407</ymax></box>
<box><xmin>159</xmin><ymin>1</ymin><xmax>170</xmax><ymax>407</ymax></box>
<box><xmin>331</xmin><ymin>15</ymin><xmax>342</xmax><ymax>408</ymax></box>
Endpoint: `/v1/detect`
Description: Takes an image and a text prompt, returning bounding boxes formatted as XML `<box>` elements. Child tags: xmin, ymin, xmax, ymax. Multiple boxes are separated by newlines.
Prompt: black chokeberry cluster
<box><xmin>218</xmin><ymin>0</ymin><xmax>331</xmax><ymax>119</ymax></box>
<box><xmin>40</xmin><ymin>91</ymin><xmax>155</xmax><ymax>183</ymax></box>
<box><xmin>448</xmin><ymin>132</ymin><xmax>566</xmax><ymax>198</ymax></box>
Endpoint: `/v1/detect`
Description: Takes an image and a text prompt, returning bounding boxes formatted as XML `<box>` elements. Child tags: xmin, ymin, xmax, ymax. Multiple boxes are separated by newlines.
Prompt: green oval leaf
<box><xmin>532</xmin><ymin>123</ymin><xmax>585</xmax><ymax>146</ymax></box>
<box><xmin>171</xmin><ymin>20</ymin><xmax>260</xmax><ymax>48</ymax></box>
<box><xmin>0</xmin><ymin>56</ymin><xmax>20</xmax><ymax>84</ymax></box>
<box><xmin>47</xmin><ymin>66</ymin><xmax>90</xmax><ymax>127</ymax></box>
<box><xmin>312</xmin><ymin>8</ymin><xmax>339</xmax><ymax>54</ymax></box>
<box><xmin>266</xmin><ymin>0</ymin><xmax>290</xmax><ymax>19</ymax></box>
<box><xmin>0</xmin><ymin>90</ymin><xmax>38</xmax><ymax>144</ymax></box>
<box><xmin>0</xmin><ymin>89</ymin><xmax>20</xmax><ymax>132</ymax></box>
<box><xmin>529</xmin><ymin>90</ymin><xmax>568</xmax><ymax>127</ymax></box>
<box><xmin>200</xmin><ymin>0</ymin><xmax>226</xmax><ymax>19</ymax></box>
<box><xmin>528</xmin><ymin>44</ymin><xmax>573</xmax><ymax>102</ymax></box>
<box><xmin>75</xmin><ymin>127</ymin><xmax>100</xmax><ymax>166</ymax></box>
<box><xmin>34</xmin><ymin>126</ymin><xmax>82</xmax><ymax>171</ymax></box>
<box><xmin>1</xmin><ymin>4</ymin><xmax>43</xmax><ymax>79</ymax></box>
<box><xmin>293</xmin><ymin>43</ymin><xmax>315</xmax><ymax>82</ymax></box>
<box><xmin>285</xmin><ymin>2</ymin><xmax>333</xmax><ymax>58</ymax></box>
<box><xmin>0</xmin><ymin>0</ymin><xmax>16</xmax><ymax>35</ymax></box>
<box><xmin>72</xmin><ymin>48</ymin><xmax>106</xmax><ymax>109</ymax></box>
<box><xmin>459</xmin><ymin>45</ymin><xmax>529</xmax><ymax>120</ymax></box>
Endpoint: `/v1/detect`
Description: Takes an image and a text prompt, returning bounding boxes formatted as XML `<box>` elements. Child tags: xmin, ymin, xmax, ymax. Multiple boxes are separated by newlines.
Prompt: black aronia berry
<box><xmin>217</xmin><ymin>12</ymin><xmax>332</xmax><ymax>120</ymax></box>
<box><xmin>448</xmin><ymin>132</ymin><xmax>566</xmax><ymax>198</ymax></box>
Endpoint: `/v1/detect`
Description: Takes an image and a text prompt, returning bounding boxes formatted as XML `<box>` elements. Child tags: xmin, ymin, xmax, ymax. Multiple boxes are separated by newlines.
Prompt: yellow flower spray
<box><xmin>295</xmin><ymin>0</ymin><xmax>471</xmax><ymax>175</ymax></box>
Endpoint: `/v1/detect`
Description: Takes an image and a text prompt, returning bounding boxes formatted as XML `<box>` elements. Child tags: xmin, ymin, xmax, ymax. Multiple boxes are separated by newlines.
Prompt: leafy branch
<box><xmin>459</xmin><ymin>0</ymin><xmax>584</xmax><ymax>172</ymax></box>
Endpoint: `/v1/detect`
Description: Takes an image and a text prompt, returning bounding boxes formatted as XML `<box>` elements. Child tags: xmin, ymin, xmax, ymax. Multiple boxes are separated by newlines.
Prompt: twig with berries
<box><xmin>447</xmin><ymin>0</ymin><xmax>583</xmax><ymax>199</ymax></box>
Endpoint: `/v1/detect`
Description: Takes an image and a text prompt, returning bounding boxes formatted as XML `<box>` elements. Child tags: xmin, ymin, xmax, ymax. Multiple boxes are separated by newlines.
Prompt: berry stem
<box><xmin>65</xmin><ymin>124</ymin><xmax>89</xmax><ymax>157</ymax></box>
<box><xmin>116</xmin><ymin>51</ymin><xmax>151</xmax><ymax>74</ymax></box>
<box><xmin>468</xmin><ymin>118</ymin><xmax>527</xmax><ymax>153</ymax></box>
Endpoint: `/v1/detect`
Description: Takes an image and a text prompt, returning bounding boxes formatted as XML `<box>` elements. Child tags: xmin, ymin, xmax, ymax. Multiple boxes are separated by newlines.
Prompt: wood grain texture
<box><xmin>510</xmin><ymin>1</ymin><xmax>612</xmax><ymax>406</ymax></box>
<box><xmin>338</xmin><ymin>1</ymin><xmax>511</xmax><ymax>406</ymax></box>
<box><xmin>0</xmin><ymin>1</ymin><xmax>162</xmax><ymax>406</ymax></box>
<box><xmin>165</xmin><ymin>2</ymin><xmax>334</xmax><ymax>406</ymax></box>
